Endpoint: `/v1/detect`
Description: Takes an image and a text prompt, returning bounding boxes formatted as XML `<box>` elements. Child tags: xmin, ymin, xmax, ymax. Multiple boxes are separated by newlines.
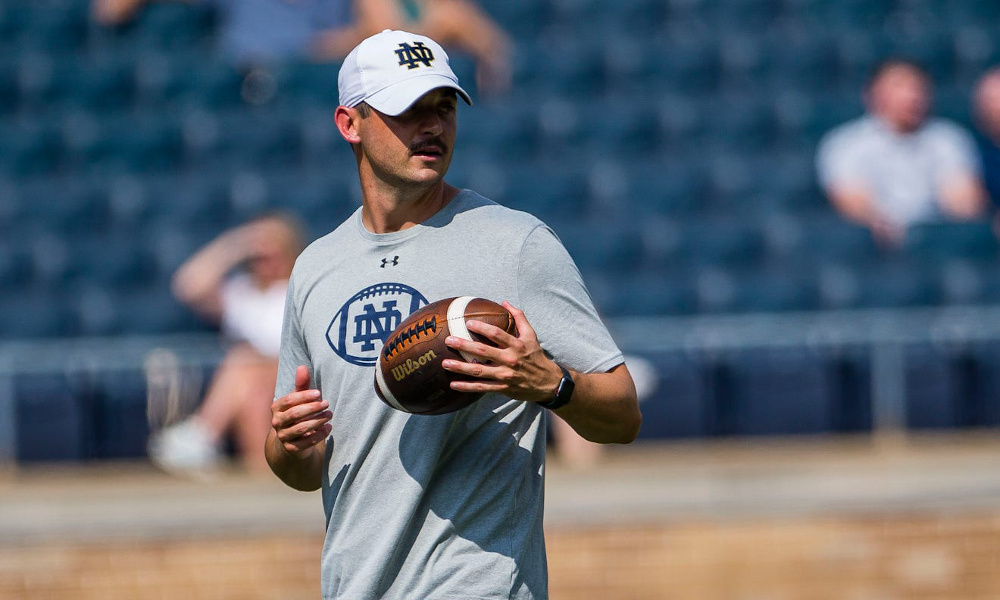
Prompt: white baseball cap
<box><xmin>338</xmin><ymin>29</ymin><xmax>472</xmax><ymax>116</ymax></box>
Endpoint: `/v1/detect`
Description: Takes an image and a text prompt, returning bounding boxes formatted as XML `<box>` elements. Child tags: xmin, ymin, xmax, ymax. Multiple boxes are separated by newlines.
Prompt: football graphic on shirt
<box><xmin>374</xmin><ymin>296</ymin><xmax>517</xmax><ymax>415</ymax></box>
<box><xmin>326</xmin><ymin>283</ymin><xmax>429</xmax><ymax>366</ymax></box>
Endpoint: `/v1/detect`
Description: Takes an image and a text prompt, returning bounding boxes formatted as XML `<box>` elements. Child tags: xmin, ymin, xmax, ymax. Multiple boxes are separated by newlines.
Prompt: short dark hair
<box><xmin>356</xmin><ymin>102</ymin><xmax>371</xmax><ymax>118</ymax></box>
<box><xmin>868</xmin><ymin>58</ymin><xmax>930</xmax><ymax>88</ymax></box>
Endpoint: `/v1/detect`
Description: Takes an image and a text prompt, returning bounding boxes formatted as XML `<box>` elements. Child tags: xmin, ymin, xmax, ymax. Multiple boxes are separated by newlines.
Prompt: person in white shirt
<box><xmin>816</xmin><ymin>58</ymin><xmax>987</xmax><ymax>246</ymax></box>
<box><xmin>149</xmin><ymin>213</ymin><xmax>305</xmax><ymax>476</ymax></box>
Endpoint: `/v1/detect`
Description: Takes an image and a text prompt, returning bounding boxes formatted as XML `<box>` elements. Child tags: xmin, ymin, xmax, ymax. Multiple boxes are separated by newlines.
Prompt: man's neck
<box><xmin>359</xmin><ymin>178</ymin><xmax>459</xmax><ymax>234</ymax></box>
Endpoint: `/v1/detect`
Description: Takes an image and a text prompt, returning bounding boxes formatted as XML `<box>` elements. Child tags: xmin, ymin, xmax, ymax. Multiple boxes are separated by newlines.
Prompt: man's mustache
<box><xmin>411</xmin><ymin>139</ymin><xmax>448</xmax><ymax>154</ymax></box>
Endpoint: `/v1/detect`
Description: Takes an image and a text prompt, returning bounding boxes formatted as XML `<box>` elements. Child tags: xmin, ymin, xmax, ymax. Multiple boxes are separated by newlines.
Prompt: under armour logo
<box><xmin>395</xmin><ymin>42</ymin><xmax>435</xmax><ymax>69</ymax></box>
<box><xmin>380</xmin><ymin>256</ymin><xmax>399</xmax><ymax>268</ymax></box>
<box><xmin>353</xmin><ymin>301</ymin><xmax>402</xmax><ymax>351</ymax></box>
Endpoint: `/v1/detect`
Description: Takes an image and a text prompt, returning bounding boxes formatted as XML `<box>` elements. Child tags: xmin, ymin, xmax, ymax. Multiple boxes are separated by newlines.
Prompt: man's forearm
<box><xmin>265</xmin><ymin>428</ymin><xmax>326</xmax><ymax>492</ymax></box>
<box><xmin>548</xmin><ymin>364</ymin><xmax>641</xmax><ymax>444</ymax></box>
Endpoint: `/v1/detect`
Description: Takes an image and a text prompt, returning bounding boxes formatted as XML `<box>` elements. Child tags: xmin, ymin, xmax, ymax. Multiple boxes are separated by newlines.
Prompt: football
<box><xmin>374</xmin><ymin>296</ymin><xmax>517</xmax><ymax>415</ymax></box>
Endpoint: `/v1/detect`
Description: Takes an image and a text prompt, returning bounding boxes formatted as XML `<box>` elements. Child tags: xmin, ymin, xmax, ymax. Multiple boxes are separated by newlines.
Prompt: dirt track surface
<box><xmin>2</xmin><ymin>434</ymin><xmax>1000</xmax><ymax>599</ymax></box>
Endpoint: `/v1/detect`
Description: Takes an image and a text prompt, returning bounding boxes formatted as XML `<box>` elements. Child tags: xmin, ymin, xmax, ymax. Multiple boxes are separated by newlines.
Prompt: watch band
<box><xmin>538</xmin><ymin>364</ymin><xmax>574</xmax><ymax>410</ymax></box>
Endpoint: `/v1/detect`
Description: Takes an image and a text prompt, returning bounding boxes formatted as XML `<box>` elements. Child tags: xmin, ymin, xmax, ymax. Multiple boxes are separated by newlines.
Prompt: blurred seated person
<box><xmin>816</xmin><ymin>58</ymin><xmax>986</xmax><ymax>247</ymax></box>
<box><xmin>972</xmin><ymin>68</ymin><xmax>1000</xmax><ymax>217</ymax></box>
<box><xmin>92</xmin><ymin>0</ymin><xmax>510</xmax><ymax>94</ymax></box>
<box><xmin>148</xmin><ymin>213</ymin><xmax>305</xmax><ymax>477</ymax></box>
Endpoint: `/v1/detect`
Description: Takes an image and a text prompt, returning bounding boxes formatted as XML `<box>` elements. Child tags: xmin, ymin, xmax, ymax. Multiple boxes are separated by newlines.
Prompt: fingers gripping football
<box><xmin>443</xmin><ymin>301</ymin><xmax>562</xmax><ymax>404</ymax></box>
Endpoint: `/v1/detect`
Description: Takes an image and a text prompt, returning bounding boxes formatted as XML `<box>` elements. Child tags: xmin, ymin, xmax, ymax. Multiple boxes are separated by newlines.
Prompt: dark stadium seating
<box><xmin>633</xmin><ymin>351</ymin><xmax>709</xmax><ymax>439</ymax></box>
<box><xmin>14</xmin><ymin>372</ymin><xmax>86</xmax><ymax>462</ymax></box>
<box><xmin>5</xmin><ymin>0</ymin><xmax>1000</xmax><ymax>457</ymax></box>
<box><xmin>707</xmin><ymin>348</ymin><xmax>834</xmax><ymax>436</ymax></box>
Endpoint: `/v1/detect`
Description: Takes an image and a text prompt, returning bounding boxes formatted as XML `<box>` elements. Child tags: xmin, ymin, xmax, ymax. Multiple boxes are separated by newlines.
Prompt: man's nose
<box><xmin>419</xmin><ymin>112</ymin><xmax>444</xmax><ymax>135</ymax></box>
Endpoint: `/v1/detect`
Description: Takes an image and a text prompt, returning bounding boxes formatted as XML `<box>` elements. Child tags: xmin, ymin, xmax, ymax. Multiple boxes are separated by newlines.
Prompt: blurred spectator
<box><xmin>816</xmin><ymin>59</ymin><xmax>986</xmax><ymax>246</ymax></box>
<box><xmin>148</xmin><ymin>213</ymin><xmax>305</xmax><ymax>477</ymax></box>
<box><xmin>92</xmin><ymin>0</ymin><xmax>510</xmax><ymax>94</ymax></box>
<box><xmin>972</xmin><ymin>67</ymin><xmax>1000</xmax><ymax>215</ymax></box>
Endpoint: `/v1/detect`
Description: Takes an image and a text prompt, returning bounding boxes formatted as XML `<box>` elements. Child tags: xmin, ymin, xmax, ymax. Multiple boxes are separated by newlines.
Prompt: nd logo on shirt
<box><xmin>326</xmin><ymin>283</ymin><xmax>429</xmax><ymax>366</ymax></box>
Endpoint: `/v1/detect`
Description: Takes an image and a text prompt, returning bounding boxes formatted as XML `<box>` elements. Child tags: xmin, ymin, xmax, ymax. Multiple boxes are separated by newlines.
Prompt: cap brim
<box><xmin>365</xmin><ymin>74</ymin><xmax>473</xmax><ymax>116</ymax></box>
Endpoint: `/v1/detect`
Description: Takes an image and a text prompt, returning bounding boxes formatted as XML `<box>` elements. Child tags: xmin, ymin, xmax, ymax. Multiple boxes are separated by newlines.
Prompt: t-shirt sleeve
<box><xmin>516</xmin><ymin>225</ymin><xmax>624</xmax><ymax>374</ymax></box>
<box><xmin>934</xmin><ymin>122</ymin><xmax>982</xmax><ymax>179</ymax></box>
<box><xmin>273</xmin><ymin>273</ymin><xmax>312</xmax><ymax>401</ymax></box>
<box><xmin>815</xmin><ymin>126</ymin><xmax>865</xmax><ymax>190</ymax></box>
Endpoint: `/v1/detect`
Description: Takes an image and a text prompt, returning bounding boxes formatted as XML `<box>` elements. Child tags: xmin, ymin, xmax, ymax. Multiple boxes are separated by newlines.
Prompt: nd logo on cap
<box><xmin>395</xmin><ymin>42</ymin><xmax>435</xmax><ymax>69</ymax></box>
<box><xmin>338</xmin><ymin>29</ymin><xmax>472</xmax><ymax>117</ymax></box>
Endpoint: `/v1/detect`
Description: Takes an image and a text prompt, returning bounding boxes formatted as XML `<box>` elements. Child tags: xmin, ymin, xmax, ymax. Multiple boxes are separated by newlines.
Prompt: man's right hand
<box><xmin>271</xmin><ymin>365</ymin><xmax>332</xmax><ymax>456</ymax></box>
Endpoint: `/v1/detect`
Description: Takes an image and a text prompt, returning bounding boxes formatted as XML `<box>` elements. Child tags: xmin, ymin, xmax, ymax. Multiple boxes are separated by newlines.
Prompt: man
<box><xmin>815</xmin><ymin>58</ymin><xmax>986</xmax><ymax>245</ymax></box>
<box><xmin>972</xmin><ymin>67</ymin><xmax>1000</xmax><ymax>211</ymax></box>
<box><xmin>266</xmin><ymin>30</ymin><xmax>641</xmax><ymax>600</ymax></box>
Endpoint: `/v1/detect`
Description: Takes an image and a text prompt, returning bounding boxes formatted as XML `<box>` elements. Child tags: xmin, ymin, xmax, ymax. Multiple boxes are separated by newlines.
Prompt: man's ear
<box><xmin>335</xmin><ymin>106</ymin><xmax>362</xmax><ymax>144</ymax></box>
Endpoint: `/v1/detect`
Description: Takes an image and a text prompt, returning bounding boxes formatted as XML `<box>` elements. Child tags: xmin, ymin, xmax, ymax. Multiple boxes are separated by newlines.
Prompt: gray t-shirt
<box><xmin>815</xmin><ymin>115</ymin><xmax>980</xmax><ymax>228</ymax></box>
<box><xmin>275</xmin><ymin>190</ymin><xmax>623</xmax><ymax>600</ymax></box>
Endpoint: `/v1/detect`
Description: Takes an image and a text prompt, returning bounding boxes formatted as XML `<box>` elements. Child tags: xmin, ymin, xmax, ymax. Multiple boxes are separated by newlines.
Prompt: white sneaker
<box><xmin>148</xmin><ymin>418</ymin><xmax>222</xmax><ymax>479</ymax></box>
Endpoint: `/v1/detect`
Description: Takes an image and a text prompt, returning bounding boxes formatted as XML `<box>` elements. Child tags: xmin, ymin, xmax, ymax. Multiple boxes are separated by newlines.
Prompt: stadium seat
<box><xmin>0</xmin><ymin>120</ymin><xmax>61</xmax><ymax>176</ymax></box>
<box><xmin>633</xmin><ymin>351</ymin><xmax>708</xmax><ymax>439</ymax></box>
<box><xmin>19</xmin><ymin>2</ymin><xmax>89</xmax><ymax>53</ymax></box>
<box><xmin>826</xmin><ymin>347</ymin><xmax>873</xmax><ymax>432</ymax></box>
<box><xmin>584</xmin><ymin>95</ymin><xmax>662</xmax><ymax>156</ymax></box>
<box><xmin>682</xmin><ymin>215</ymin><xmax>766</xmax><ymax>269</ymax></box>
<box><xmin>64</xmin><ymin>55</ymin><xmax>136</xmax><ymax>113</ymax></box>
<box><xmin>706</xmin><ymin>348</ymin><xmax>835</xmax><ymax>436</ymax></box>
<box><xmin>144</xmin><ymin>172</ymin><xmax>231</xmax><ymax>230</ymax></box>
<box><xmin>497</xmin><ymin>161</ymin><xmax>589</xmax><ymax>222</ymax></box>
<box><xmin>705</xmin><ymin>152</ymin><xmax>766</xmax><ymax>209</ymax></box>
<box><xmin>0</xmin><ymin>235</ymin><xmax>32</xmax><ymax>288</ymax></box>
<box><xmin>0</xmin><ymin>287</ymin><xmax>70</xmax><ymax>339</ymax></box>
<box><xmin>73</xmin><ymin>231</ymin><xmax>157</xmax><ymax>288</ymax></box>
<box><xmin>0</xmin><ymin>59</ymin><xmax>16</xmax><ymax>115</ymax></box>
<box><xmin>96</xmin><ymin>113</ymin><xmax>184</xmax><ymax>173</ymax></box>
<box><xmin>597</xmin><ymin>269</ymin><xmax>697</xmax><ymax>316</ymax></box>
<box><xmin>903</xmin><ymin>221</ymin><xmax>999</xmax><ymax>263</ymax></box>
<box><xmin>795</xmin><ymin>212</ymin><xmax>880</xmax><ymax>263</ymax></box>
<box><xmin>93</xmin><ymin>369</ymin><xmax>151</xmax><ymax>459</ymax></box>
<box><xmin>960</xmin><ymin>342</ymin><xmax>1000</xmax><ymax>427</ymax></box>
<box><xmin>905</xmin><ymin>345</ymin><xmax>961</xmax><ymax>429</ymax></box>
<box><xmin>527</xmin><ymin>34</ymin><xmax>605</xmax><ymax>95</ymax></box>
<box><xmin>479</xmin><ymin>0</ymin><xmax>549</xmax><ymax>39</ymax></box>
<box><xmin>272</xmin><ymin>61</ymin><xmax>340</xmax><ymax>105</ymax></box>
<box><xmin>656</xmin><ymin>94</ymin><xmax>709</xmax><ymax>149</ymax></box>
<box><xmin>650</xmin><ymin>28</ymin><xmax>721</xmax><ymax>94</ymax></box>
<box><xmin>117</xmin><ymin>284</ymin><xmax>208</xmax><ymax>335</ymax></box>
<box><xmin>855</xmin><ymin>258</ymin><xmax>940</xmax><ymax>309</ymax></box>
<box><xmin>601</xmin><ymin>36</ymin><xmax>662</xmax><ymax>93</ymax></box>
<box><xmin>70</xmin><ymin>284</ymin><xmax>126</xmax><ymax>337</ymax></box>
<box><xmin>14</xmin><ymin>372</ymin><xmax>85</xmax><ymax>462</ymax></box>
<box><xmin>625</xmin><ymin>158</ymin><xmax>708</xmax><ymax>216</ymax></box>
<box><xmin>549</xmin><ymin>219</ymin><xmax>643</xmax><ymax>274</ymax></box>
<box><xmin>764</xmin><ymin>30</ymin><xmax>839</xmax><ymax>91</ymax></box>
<box><xmin>17</xmin><ymin>176</ymin><xmax>108</xmax><ymax>235</ymax></box>
<box><xmin>834</xmin><ymin>31</ymin><xmax>892</xmax><ymax>90</ymax></box>
<box><xmin>731</xmin><ymin>265</ymin><xmax>820</xmax><ymax>313</ymax></box>
<box><xmin>134</xmin><ymin>2</ymin><xmax>215</xmax><ymax>50</ymax></box>
<box><xmin>718</xmin><ymin>33</ymin><xmax>769</xmax><ymax>86</ymax></box>
<box><xmin>176</xmin><ymin>58</ymin><xmax>245</xmax><ymax>110</ymax></box>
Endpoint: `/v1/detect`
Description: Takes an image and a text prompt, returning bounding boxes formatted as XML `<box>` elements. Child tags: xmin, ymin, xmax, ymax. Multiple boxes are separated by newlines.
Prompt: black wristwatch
<box><xmin>538</xmin><ymin>364</ymin><xmax>574</xmax><ymax>410</ymax></box>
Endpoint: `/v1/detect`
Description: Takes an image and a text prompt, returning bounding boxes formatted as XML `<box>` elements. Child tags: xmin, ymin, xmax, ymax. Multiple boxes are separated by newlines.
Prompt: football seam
<box><xmin>382</xmin><ymin>315</ymin><xmax>438</xmax><ymax>360</ymax></box>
